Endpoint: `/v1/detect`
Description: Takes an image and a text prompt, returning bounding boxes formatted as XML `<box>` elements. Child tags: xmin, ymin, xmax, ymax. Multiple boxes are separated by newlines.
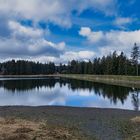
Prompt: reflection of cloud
<box><xmin>0</xmin><ymin>84</ymin><xmax>96</xmax><ymax>106</ymax></box>
<box><xmin>66</xmin><ymin>88</ymin><xmax>95</xmax><ymax>96</ymax></box>
<box><xmin>0</xmin><ymin>81</ymin><xmax>135</xmax><ymax>111</ymax></box>
<box><xmin>0</xmin><ymin>85</ymin><xmax>66</xmax><ymax>106</ymax></box>
<box><xmin>86</xmin><ymin>95</ymin><xmax>134</xmax><ymax>110</ymax></box>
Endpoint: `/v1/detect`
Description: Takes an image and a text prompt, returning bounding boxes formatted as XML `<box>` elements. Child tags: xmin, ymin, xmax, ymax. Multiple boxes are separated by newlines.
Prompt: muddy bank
<box><xmin>0</xmin><ymin>106</ymin><xmax>139</xmax><ymax>140</ymax></box>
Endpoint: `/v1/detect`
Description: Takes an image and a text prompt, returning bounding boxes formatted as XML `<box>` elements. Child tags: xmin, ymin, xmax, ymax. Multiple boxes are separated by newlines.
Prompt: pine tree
<box><xmin>131</xmin><ymin>43</ymin><xmax>140</xmax><ymax>76</ymax></box>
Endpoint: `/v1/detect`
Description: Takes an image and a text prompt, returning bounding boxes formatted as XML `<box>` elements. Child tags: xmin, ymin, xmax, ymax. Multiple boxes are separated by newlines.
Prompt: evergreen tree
<box><xmin>118</xmin><ymin>52</ymin><xmax>126</xmax><ymax>75</ymax></box>
<box><xmin>131</xmin><ymin>43</ymin><xmax>140</xmax><ymax>76</ymax></box>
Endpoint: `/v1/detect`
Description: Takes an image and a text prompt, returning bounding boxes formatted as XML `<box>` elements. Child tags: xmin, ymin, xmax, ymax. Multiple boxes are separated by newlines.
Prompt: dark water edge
<box><xmin>0</xmin><ymin>74</ymin><xmax>140</xmax><ymax>88</ymax></box>
<box><xmin>1</xmin><ymin>74</ymin><xmax>140</xmax><ymax>88</ymax></box>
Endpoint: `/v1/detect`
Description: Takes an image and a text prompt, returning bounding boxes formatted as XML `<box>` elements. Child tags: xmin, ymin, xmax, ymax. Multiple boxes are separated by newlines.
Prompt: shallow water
<box><xmin>0</xmin><ymin>77</ymin><xmax>139</xmax><ymax>111</ymax></box>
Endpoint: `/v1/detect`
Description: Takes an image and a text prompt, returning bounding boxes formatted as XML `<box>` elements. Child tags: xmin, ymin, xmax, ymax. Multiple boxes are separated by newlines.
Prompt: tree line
<box><xmin>0</xmin><ymin>43</ymin><xmax>140</xmax><ymax>76</ymax></box>
<box><xmin>0</xmin><ymin>60</ymin><xmax>55</xmax><ymax>75</ymax></box>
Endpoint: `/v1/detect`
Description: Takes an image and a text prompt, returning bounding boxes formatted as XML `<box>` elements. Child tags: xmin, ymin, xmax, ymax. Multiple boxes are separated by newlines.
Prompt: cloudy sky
<box><xmin>0</xmin><ymin>0</ymin><xmax>140</xmax><ymax>63</ymax></box>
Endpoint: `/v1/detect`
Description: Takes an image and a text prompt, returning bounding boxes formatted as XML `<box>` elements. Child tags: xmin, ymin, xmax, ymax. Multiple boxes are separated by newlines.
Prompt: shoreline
<box><xmin>0</xmin><ymin>74</ymin><xmax>140</xmax><ymax>88</ymax></box>
<box><xmin>0</xmin><ymin>105</ymin><xmax>137</xmax><ymax>111</ymax></box>
<box><xmin>0</xmin><ymin>106</ymin><xmax>139</xmax><ymax>140</ymax></box>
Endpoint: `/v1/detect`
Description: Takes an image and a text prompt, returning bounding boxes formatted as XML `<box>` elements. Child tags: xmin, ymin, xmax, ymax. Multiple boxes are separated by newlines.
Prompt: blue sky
<box><xmin>0</xmin><ymin>0</ymin><xmax>140</xmax><ymax>63</ymax></box>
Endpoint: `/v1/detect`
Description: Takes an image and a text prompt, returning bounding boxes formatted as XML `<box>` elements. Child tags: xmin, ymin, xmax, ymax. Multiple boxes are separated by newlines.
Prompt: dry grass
<box><xmin>131</xmin><ymin>116</ymin><xmax>140</xmax><ymax>123</ymax></box>
<box><xmin>124</xmin><ymin>116</ymin><xmax>140</xmax><ymax>140</ymax></box>
<box><xmin>0</xmin><ymin>117</ymin><xmax>84</xmax><ymax>140</ymax></box>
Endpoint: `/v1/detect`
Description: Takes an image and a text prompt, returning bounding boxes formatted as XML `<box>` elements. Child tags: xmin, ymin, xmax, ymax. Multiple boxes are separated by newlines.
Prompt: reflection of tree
<box><xmin>132</xmin><ymin>89</ymin><xmax>140</xmax><ymax>111</ymax></box>
<box><xmin>0</xmin><ymin>78</ymin><xmax>56</xmax><ymax>92</ymax></box>
<box><xmin>94</xmin><ymin>84</ymin><xmax>132</xmax><ymax>105</ymax></box>
<box><xmin>65</xmin><ymin>78</ymin><xmax>132</xmax><ymax>105</ymax></box>
<box><xmin>0</xmin><ymin>77</ymin><xmax>138</xmax><ymax>107</ymax></box>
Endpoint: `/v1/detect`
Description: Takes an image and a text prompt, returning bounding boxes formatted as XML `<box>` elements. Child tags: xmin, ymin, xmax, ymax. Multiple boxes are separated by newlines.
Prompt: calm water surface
<box><xmin>0</xmin><ymin>77</ymin><xmax>139</xmax><ymax>111</ymax></box>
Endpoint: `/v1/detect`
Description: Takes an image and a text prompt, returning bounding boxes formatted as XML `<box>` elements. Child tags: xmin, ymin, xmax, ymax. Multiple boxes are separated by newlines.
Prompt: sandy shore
<box><xmin>0</xmin><ymin>106</ymin><xmax>139</xmax><ymax>140</ymax></box>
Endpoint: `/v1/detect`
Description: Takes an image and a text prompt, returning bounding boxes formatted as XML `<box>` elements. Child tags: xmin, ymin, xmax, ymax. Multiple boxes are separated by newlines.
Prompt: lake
<box><xmin>0</xmin><ymin>77</ymin><xmax>139</xmax><ymax>111</ymax></box>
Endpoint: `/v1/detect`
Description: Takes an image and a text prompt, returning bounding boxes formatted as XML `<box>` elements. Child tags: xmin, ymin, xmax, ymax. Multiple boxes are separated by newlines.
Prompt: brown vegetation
<box><xmin>0</xmin><ymin>117</ymin><xmax>84</xmax><ymax>140</ymax></box>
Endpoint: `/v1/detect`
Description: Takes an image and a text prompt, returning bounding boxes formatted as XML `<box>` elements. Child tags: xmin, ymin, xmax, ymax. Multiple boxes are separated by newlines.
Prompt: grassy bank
<box><xmin>59</xmin><ymin>74</ymin><xmax>140</xmax><ymax>88</ymax></box>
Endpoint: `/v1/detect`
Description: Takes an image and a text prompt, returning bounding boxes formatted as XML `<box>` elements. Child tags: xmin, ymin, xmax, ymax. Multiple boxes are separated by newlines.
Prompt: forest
<box><xmin>0</xmin><ymin>44</ymin><xmax>140</xmax><ymax>76</ymax></box>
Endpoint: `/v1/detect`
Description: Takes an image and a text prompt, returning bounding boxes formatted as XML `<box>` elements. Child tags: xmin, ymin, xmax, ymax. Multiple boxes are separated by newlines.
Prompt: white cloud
<box><xmin>79</xmin><ymin>27</ymin><xmax>91</xmax><ymax>36</ymax></box>
<box><xmin>0</xmin><ymin>21</ymin><xmax>95</xmax><ymax>63</ymax></box>
<box><xmin>0</xmin><ymin>0</ymin><xmax>117</xmax><ymax>27</ymax></box>
<box><xmin>9</xmin><ymin>21</ymin><xmax>43</xmax><ymax>38</ymax></box>
<box><xmin>114</xmin><ymin>17</ymin><xmax>133</xmax><ymax>27</ymax></box>
<box><xmin>79</xmin><ymin>0</ymin><xmax>117</xmax><ymax>16</ymax></box>
<box><xmin>79</xmin><ymin>27</ymin><xmax>104</xmax><ymax>43</ymax></box>
<box><xmin>79</xmin><ymin>27</ymin><xmax>140</xmax><ymax>56</ymax></box>
<box><xmin>60</xmin><ymin>51</ymin><xmax>95</xmax><ymax>62</ymax></box>
<box><xmin>23</xmin><ymin>51</ymin><xmax>95</xmax><ymax>64</ymax></box>
<box><xmin>29</xmin><ymin>51</ymin><xmax>95</xmax><ymax>64</ymax></box>
<box><xmin>78</xmin><ymin>51</ymin><xmax>95</xmax><ymax>59</ymax></box>
<box><xmin>0</xmin><ymin>21</ymin><xmax>66</xmax><ymax>57</ymax></box>
<box><xmin>0</xmin><ymin>0</ymin><xmax>118</xmax><ymax>63</ymax></box>
<box><xmin>0</xmin><ymin>21</ymin><xmax>96</xmax><ymax>63</ymax></box>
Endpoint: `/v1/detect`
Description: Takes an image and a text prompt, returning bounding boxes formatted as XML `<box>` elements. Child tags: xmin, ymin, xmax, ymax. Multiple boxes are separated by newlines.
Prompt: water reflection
<box><xmin>0</xmin><ymin>77</ymin><xmax>139</xmax><ymax>111</ymax></box>
<box><xmin>132</xmin><ymin>89</ymin><xmax>140</xmax><ymax>111</ymax></box>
